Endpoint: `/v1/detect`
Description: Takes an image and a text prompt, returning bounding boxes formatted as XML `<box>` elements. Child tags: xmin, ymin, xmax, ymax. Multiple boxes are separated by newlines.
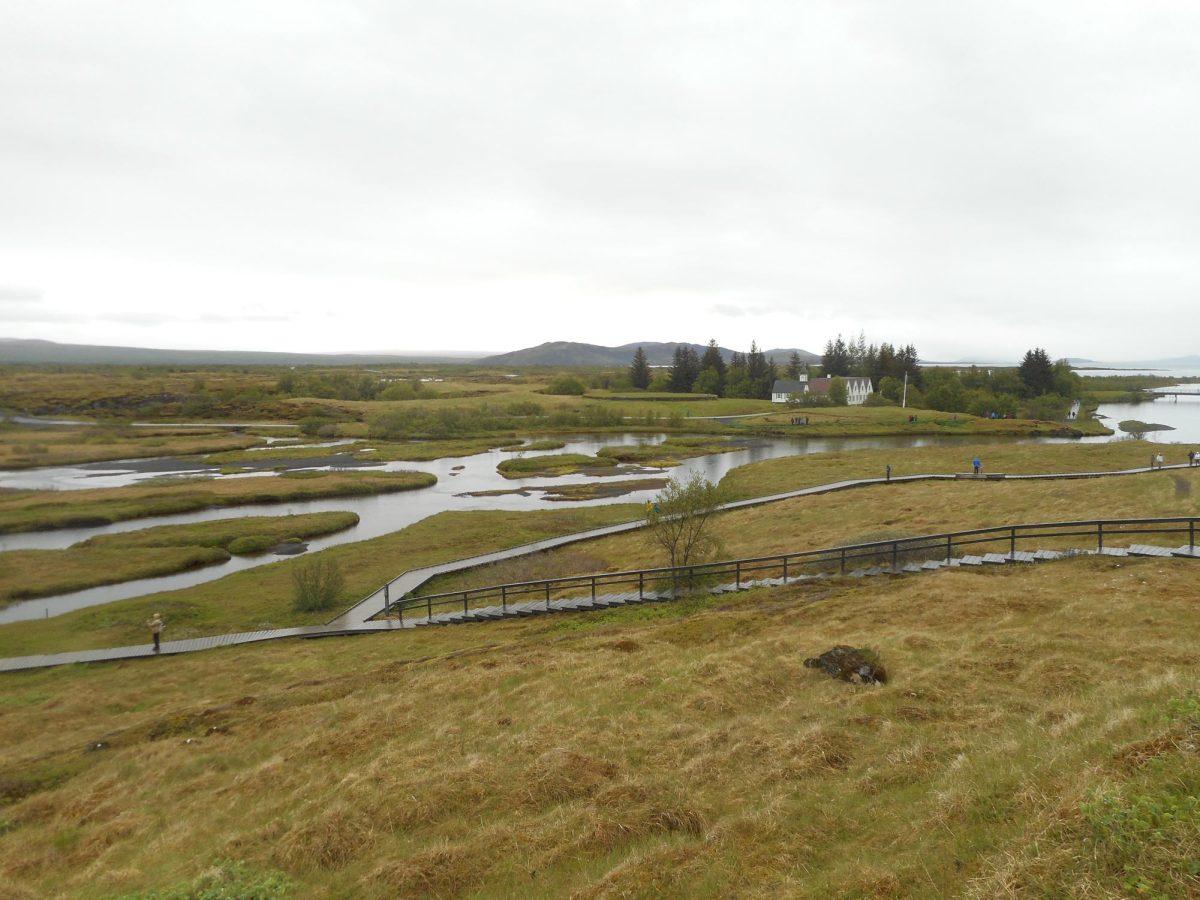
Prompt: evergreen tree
<box><xmin>822</xmin><ymin>335</ymin><xmax>852</xmax><ymax>376</ymax></box>
<box><xmin>746</xmin><ymin>341</ymin><xmax>775</xmax><ymax>399</ymax></box>
<box><xmin>725</xmin><ymin>351</ymin><xmax>750</xmax><ymax>398</ymax></box>
<box><xmin>787</xmin><ymin>351</ymin><xmax>803</xmax><ymax>380</ymax></box>
<box><xmin>699</xmin><ymin>339</ymin><xmax>727</xmax><ymax>394</ymax></box>
<box><xmin>1018</xmin><ymin>348</ymin><xmax>1055</xmax><ymax>397</ymax></box>
<box><xmin>629</xmin><ymin>346</ymin><xmax>651</xmax><ymax>389</ymax></box>
<box><xmin>668</xmin><ymin>344</ymin><xmax>700</xmax><ymax>393</ymax></box>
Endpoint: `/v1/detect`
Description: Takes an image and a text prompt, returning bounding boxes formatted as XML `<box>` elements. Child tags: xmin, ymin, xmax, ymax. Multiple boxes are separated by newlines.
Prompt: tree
<box><xmin>629</xmin><ymin>347</ymin><xmax>651</xmax><ymax>389</ymax></box>
<box><xmin>646</xmin><ymin>472</ymin><xmax>725</xmax><ymax>575</ymax></box>
<box><xmin>787</xmin><ymin>351</ymin><xmax>804</xmax><ymax>380</ymax></box>
<box><xmin>746</xmin><ymin>340</ymin><xmax>775</xmax><ymax>399</ymax></box>
<box><xmin>693</xmin><ymin>367</ymin><xmax>721</xmax><ymax>395</ymax></box>
<box><xmin>1018</xmin><ymin>348</ymin><xmax>1055</xmax><ymax>397</ymax></box>
<box><xmin>822</xmin><ymin>335</ymin><xmax>852</xmax><ymax>376</ymax></box>
<box><xmin>725</xmin><ymin>351</ymin><xmax>750</xmax><ymax>398</ymax></box>
<box><xmin>699</xmin><ymin>340</ymin><xmax>727</xmax><ymax>394</ymax></box>
<box><xmin>668</xmin><ymin>345</ymin><xmax>700</xmax><ymax>393</ymax></box>
<box><xmin>828</xmin><ymin>376</ymin><xmax>849</xmax><ymax>406</ymax></box>
<box><xmin>292</xmin><ymin>558</ymin><xmax>345</xmax><ymax>612</ymax></box>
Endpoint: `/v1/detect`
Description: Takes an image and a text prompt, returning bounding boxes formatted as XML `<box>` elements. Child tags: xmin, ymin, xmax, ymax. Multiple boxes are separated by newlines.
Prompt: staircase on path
<box><xmin>389</xmin><ymin>540</ymin><xmax>1200</xmax><ymax>632</ymax></box>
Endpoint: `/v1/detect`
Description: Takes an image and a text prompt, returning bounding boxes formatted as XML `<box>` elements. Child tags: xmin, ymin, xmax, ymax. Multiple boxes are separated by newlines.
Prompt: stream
<box><xmin>3</xmin><ymin>389</ymin><xmax>1199</xmax><ymax>624</ymax></box>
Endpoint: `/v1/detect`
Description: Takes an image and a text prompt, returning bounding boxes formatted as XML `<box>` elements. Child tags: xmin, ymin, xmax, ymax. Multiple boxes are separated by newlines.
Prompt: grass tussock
<box><xmin>0</xmin><ymin>556</ymin><xmax>1197</xmax><ymax>896</ymax></box>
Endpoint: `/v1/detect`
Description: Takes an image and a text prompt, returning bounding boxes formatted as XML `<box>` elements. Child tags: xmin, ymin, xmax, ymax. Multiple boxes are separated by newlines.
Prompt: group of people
<box><xmin>1152</xmin><ymin>451</ymin><xmax>1200</xmax><ymax>469</ymax></box>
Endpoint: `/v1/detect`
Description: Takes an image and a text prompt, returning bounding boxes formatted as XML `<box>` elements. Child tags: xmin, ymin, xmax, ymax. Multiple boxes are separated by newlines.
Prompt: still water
<box><xmin>5</xmin><ymin>390</ymin><xmax>1200</xmax><ymax>623</ymax></box>
<box><xmin>0</xmin><ymin>431</ymin><xmax>1022</xmax><ymax>622</ymax></box>
<box><xmin>1091</xmin><ymin>388</ymin><xmax>1200</xmax><ymax>445</ymax></box>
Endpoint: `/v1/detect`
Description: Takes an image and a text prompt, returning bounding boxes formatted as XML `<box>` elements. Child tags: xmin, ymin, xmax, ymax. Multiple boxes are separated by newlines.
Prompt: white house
<box><xmin>774</xmin><ymin>376</ymin><xmax>873</xmax><ymax>406</ymax></box>
<box><xmin>770</xmin><ymin>377</ymin><xmax>808</xmax><ymax>403</ymax></box>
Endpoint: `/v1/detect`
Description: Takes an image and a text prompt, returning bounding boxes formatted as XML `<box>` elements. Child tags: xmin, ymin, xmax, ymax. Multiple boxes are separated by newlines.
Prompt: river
<box><xmin>0</xmin><ymin>430</ymin><xmax>1033</xmax><ymax>622</ymax></box>
<box><xmin>4</xmin><ymin>394</ymin><xmax>1200</xmax><ymax>623</ymax></box>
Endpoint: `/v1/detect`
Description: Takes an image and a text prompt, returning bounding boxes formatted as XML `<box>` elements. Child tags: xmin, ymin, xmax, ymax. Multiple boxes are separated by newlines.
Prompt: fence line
<box><xmin>376</xmin><ymin>516</ymin><xmax>1200</xmax><ymax>623</ymax></box>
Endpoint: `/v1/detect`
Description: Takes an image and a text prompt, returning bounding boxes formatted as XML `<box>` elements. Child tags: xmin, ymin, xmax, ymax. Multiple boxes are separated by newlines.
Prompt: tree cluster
<box><xmin>904</xmin><ymin>351</ymin><xmax>1079</xmax><ymax>419</ymax></box>
<box><xmin>628</xmin><ymin>340</ymin><xmax>778</xmax><ymax>400</ymax></box>
<box><xmin>822</xmin><ymin>332</ymin><xmax>921</xmax><ymax>386</ymax></box>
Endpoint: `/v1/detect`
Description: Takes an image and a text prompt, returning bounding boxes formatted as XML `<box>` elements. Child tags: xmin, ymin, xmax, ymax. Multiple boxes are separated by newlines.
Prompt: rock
<box><xmin>803</xmin><ymin>645</ymin><xmax>888</xmax><ymax>685</ymax></box>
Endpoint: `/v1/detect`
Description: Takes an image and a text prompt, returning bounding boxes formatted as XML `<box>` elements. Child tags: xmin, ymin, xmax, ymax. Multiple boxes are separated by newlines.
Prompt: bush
<box><xmin>291</xmin><ymin>558</ymin><xmax>346</xmax><ymax>612</ymax></box>
<box><xmin>545</xmin><ymin>377</ymin><xmax>585</xmax><ymax>396</ymax></box>
<box><xmin>298</xmin><ymin>416</ymin><xmax>335</xmax><ymax>437</ymax></box>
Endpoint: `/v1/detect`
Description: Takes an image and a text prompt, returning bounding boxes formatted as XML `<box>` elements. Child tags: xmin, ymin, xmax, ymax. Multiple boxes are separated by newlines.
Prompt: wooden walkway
<box><xmin>1</xmin><ymin>462</ymin><xmax>1195</xmax><ymax>673</ymax></box>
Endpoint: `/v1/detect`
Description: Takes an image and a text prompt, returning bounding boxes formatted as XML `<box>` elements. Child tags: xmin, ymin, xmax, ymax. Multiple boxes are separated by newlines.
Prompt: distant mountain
<box><xmin>0</xmin><ymin>338</ymin><xmax>488</xmax><ymax>367</ymax></box>
<box><xmin>478</xmin><ymin>341</ymin><xmax>820</xmax><ymax>367</ymax></box>
<box><xmin>1066</xmin><ymin>355</ymin><xmax>1200</xmax><ymax>369</ymax></box>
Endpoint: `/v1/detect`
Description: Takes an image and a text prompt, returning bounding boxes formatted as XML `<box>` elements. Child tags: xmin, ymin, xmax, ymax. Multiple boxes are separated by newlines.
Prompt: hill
<box><xmin>478</xmin><ymin>341</ymin><xmax>819</xmax><ymax>367</ymax></box>
<box><xmin>0</xmin><ymin>338</ymin><xmax>487</xmax><ymax>367</ymax></box>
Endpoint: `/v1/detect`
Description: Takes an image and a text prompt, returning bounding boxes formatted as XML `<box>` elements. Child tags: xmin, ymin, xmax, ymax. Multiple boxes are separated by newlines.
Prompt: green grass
<box><xmin>718</xmin><ymin>439</ymin><xmax>1177</xmax><ymax>500</ymax></box>
<box><xmin>496</xmin><ymin>453</ymin><xmax>619</xmax><ymax>478</ymax></box>
<box><xmin>0</xmin><ymin>513</ymin><xmax>360</xmax><ymax>606</ymax></box>
<box><xmin>0</xmin><ymin>505</ymin><xmax>642</xmax><ymax>658</ymax></box>
<box><xmin>739</xmin><ymin>403</ymin><xmax>1087</xmax><ymax>437</ymax></box>
<box><xmin>596</xmin><ymin>437</ymin><xmax>742</xmax><ymax>466</ymax></box>
<box><xmin>0</xmin><ymin>426</ymin><xmax>261</xmax><ymax>469</ymax></box>
<box><xmin>0</xmin><ymin>470</ymin><xmax>435</xmax><ymax>535</ymax></box>
<box><xmin>1118</xmin><ymin>419</ymin><xmax>1175</xmax><ymax>434</ymax></box>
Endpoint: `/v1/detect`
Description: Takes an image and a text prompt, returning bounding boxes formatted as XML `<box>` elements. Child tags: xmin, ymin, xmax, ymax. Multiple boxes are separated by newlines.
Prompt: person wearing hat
<box><xmin>146</xmin><ymin>613</ymin><xmax>164</xmax><ymax>653</ymax></box>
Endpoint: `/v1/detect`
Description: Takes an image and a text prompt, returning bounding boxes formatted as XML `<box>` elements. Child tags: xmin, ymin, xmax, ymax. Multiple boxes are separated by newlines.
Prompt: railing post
<box><xmin>1097</xmin><ymin>522</ymin><xmax>1103</xmax><ymax>552</ymax></box>
<box><xmin>398</xmin><ymin>603</ymin><xmax>403</xmax><ymax>625</ymax></box>
<box><xmin>383</xmin><ymin>583</ymin><xmax>389</xmax><ymax>617</ymax></box>
<box><xmin>783</xmin><ymin>557</ymin><xmax>788</xmax><ymax>583</ymax></box>
<box><xmin>945</xmin><ymin>535</ymin><xmax>952</xmax><ymax>564</ymax></box>
<box><xmin>427</xmin><ymin>595</ymin><xmax>432</xmax><ymax>621</ymax></box>
<box><xmin>546</xmin><ymin>581</ymin><xmax>552</xmax><ymax>611</ymax></box>
<box><xmin>1010</xmin><ymin>527</ymin><xmax>1016</xmax><ymax>558</ymax></box>
<box><xmin>840</xmin><ymin>549</ymin><xmax>846</xmax><ymax>575</ymax></box>
<box><xmin>463</xmin><ymin>590</ymin><xmax>469</xmax><ymax>615</ymax></box>
<box><xmin>638</xmin><ymin>571</ymin><xmax>644</xmax><ymax>600</ymax></box>
<box><xmin>1191</xmin><ymin>519</ymin><xmax>1196</xmax><ymax>552</ymax></box>
<box><xmin>591</xmin><ymin>576</ymin><xmax>596</xmax><ymax>603</ymax></box>
<box><xmin>891</xmin><ymin>541</ymin><xmax>898</xmax><ymax>570</ymax></box>
<box><xmin>501</xmin><ymin>585</ymin><xmax>507</xmax><ymax>612</ymax></box>
<box><xmin>735</xmin><ymin>561</ymin><xmax>741</xmax><ymax>589</ymax></box>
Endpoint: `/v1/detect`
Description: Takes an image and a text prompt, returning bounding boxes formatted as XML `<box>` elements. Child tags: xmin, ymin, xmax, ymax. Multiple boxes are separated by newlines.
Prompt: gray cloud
<box><xmin>2</xmin><ymin>2</ymin><xmax>1199</xmax><ymax>359</ymax></box>
<box><xmin>0</xmin><ymin>287</ymin><xmax>43</xmax><ymax>303</ymax></box>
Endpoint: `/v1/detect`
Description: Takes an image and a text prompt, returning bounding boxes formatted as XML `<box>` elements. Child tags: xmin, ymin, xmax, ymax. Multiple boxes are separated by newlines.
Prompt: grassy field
<box><xmin>740</xmin><ymin>403</ymin><xmax>1101</xmax><ymax>437</ymax></box>
<box><xmin>0</xmin><ymin>470</ymin><xmax>435</xmax><ymax>534</ymax></box>
<box><xmin>718</xmin><ymin>439</ymin><xmax>1181</xmax><ymax>499</ymax></box>
<box><xmin>0</xmin><ymin>556</ymin><xmax>1196</xmax><ymax>897</ymax></box>
<box><xmin>0</xmin><ymin>512</ymin><xmax>360</xmax><ymax>606</ymax></box>
<box><xmin>0</xmin><ymin>506</ymin><xmax>642</xmax><ymax>658</ymax></box>
<box><xmin>425</xmin><ymin>459</ymin><xmax>1200</xmax><ymax>595</ymax></box>
<box><xmin>0</xmin><ymin>426</ymin><xmax>261</xmax><ymax>469</ymax></box>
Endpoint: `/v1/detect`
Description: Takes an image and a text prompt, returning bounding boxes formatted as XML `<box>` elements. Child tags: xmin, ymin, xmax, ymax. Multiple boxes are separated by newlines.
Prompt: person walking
<box><xmin>1155</xmin><ymin>453</ymin><xmax>1164</xmax><ymax>470</ymax></box>
<box><xmin>146</xmin><ymin>613</ymin><xmax>164</xmax><ymax>653</ymax></box>
<box><xmin>972</xmin><ymin>455</ymin><xmax>982</xmax><ymax>476</ymax></box>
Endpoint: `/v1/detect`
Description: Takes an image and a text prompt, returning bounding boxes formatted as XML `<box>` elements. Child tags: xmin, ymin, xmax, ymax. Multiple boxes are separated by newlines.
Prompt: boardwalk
<box><xmin>1</xmin><ymin>461</ymin><xmax>1195</xmax><ymax>673</ymax></box>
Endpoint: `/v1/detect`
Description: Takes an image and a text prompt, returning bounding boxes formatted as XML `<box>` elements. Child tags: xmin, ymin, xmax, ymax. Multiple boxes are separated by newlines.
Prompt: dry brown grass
<box><xmin>0</xmin><ymin>553</ymin><xmax>1197</xmax><ymax>896</ymax></box>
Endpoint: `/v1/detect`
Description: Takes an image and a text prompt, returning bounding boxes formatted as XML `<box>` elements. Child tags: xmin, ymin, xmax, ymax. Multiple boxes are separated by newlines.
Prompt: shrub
<box><xmin>545</xmin><ymin>377</ymin><xmax>585</xmax><ymax>396</ymax></box>
<box><xmin>292</xmin><ymin>558</ymin><xmax>346</xmax><ymax>612</ymax></box>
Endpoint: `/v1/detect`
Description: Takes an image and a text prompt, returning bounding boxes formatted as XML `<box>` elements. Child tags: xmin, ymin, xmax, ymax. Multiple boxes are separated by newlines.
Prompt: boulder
<box><xmin>803</xmin><ymin>645</ymin><xmax>888</xmax><ymax>684</ymax></box>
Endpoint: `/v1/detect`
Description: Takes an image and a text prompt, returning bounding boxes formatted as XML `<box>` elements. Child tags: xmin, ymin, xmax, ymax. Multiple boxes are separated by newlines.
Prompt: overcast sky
<box><xmin>2</xmin><ymin>1</ymin><xmax>1199</xmax><ymax>362</ymax></box>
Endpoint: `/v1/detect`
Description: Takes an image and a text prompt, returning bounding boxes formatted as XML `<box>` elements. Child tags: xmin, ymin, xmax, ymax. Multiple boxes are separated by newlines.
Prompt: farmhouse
<box><xmin>770</xmin><ymin>378</ymin><xmax>808</xmax><ymax>403</ymax></box>
<box><xmin>772</xmin><ymin>376</ymin><xmax>874</xmax><ymax>406</ymax></box>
